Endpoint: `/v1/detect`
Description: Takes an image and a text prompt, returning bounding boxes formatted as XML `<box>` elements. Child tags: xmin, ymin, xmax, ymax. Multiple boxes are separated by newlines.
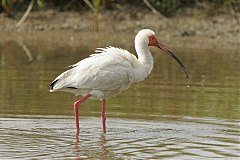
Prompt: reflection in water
<box><xmin>74</xmin><ymin>130</ymin><xmax>109</xmax><ymax>159</ymax></box>
<box><xmin>0</xmin><ymin>116</ymin><xmax>239</xmax><ymax>159</ymax></box>
<box><xmin>74</xmin><ymin>133</ymin><xmax>109</xmax><ymax>159</ymax></box>
<box><xmin>0</xmin><ymin>37</ymin><xmax>239</xmax><ymax>159</ymax></box>
<box><xmin>100</xmin><ymin>134</ymin><xmax>108</xmax><ymax>156</ymax></box>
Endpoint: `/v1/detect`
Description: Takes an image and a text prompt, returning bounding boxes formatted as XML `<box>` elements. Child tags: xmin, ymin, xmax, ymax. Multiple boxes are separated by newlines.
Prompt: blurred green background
<box><xmin>1</xmin><ymin>0</ymin><xmax>239</xmax><ymax>17</ymax></box>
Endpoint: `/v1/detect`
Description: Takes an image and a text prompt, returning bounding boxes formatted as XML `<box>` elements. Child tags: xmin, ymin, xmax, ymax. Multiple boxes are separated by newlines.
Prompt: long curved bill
<box><xmin>157</xmin><ymin>42</ymin><xmax>189</xmax><ymax>78</ymax></box>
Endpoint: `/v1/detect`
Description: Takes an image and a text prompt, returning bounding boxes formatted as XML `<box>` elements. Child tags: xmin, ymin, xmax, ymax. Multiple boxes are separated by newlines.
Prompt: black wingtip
<box><xmin>67</xmin><ymin>87</ymin><xmax>78</xmax><ymax>89</ymax></box>
<box><xmin>50</xmin><ymin>79</ymin><xmax>59</xmax><ymax>90</ymax></box>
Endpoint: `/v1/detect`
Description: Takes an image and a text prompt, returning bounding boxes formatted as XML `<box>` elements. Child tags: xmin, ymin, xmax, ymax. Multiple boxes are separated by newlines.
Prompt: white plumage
<box><xmin>49</xmin><ymin>29</ymin><xmax>188</xmax><ymax>134</ymax></box>
<box><xmin>50</xmin><ymin>29</ymin><xmax>155</xmax><ymax>99</ymax></box>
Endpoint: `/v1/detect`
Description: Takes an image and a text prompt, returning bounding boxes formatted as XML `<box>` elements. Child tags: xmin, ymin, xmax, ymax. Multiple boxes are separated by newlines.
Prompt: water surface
<box><xmin>0</xmin><ymin>35</ymin><xmax>239</xmax><ymax>159</ymax></box>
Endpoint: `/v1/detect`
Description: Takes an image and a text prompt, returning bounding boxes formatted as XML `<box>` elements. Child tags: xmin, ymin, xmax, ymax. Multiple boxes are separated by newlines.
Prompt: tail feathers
<box><xmin>50</xmin><ymin>68</ymin><xmax>79</xmax><ymax>92</ymax></box>
<box><xmin>49</xmin><ymin>79</ymin><xmax>59</xmax><ymax>92</ymax></box>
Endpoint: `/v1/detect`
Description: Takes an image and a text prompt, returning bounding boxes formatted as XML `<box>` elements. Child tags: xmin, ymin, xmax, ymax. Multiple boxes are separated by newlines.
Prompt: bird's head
<box><xmin>136</xmin><ymin>29</ymin><xmax>189</xmax><ymax>78</ymax></box>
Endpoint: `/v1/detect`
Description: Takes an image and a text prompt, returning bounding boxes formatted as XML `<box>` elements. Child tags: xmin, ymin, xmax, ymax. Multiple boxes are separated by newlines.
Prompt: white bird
<box><xmin>49</xmin><ymin>29</ymin><xmax>188</xmax><ymax>135</ymax></box>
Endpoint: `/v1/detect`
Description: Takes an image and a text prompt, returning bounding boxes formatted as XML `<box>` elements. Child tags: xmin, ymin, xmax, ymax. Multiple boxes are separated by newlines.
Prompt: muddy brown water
<box><xmin>0</xmin><ymin>35</ymin><xmax>239</xmax><ymax>159</ymax></box>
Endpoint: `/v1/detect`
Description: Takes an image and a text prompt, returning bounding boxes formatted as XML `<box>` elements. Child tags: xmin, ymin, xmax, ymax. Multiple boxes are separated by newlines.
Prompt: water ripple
<box><xmin>0</xmin><ymin>115</ymin><xmax>239</xmax><ymax>159</ymax></box>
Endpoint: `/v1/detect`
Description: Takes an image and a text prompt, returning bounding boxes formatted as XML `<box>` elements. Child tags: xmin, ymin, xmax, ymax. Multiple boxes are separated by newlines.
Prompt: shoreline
<box><xmin>0</xmin><ymin>9</ymin><xmax>239</xmax><ymax>51</ymax></box>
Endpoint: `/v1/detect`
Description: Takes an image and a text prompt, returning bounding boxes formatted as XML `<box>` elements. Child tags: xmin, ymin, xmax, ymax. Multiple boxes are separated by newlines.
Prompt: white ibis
<box><xmin>49</xmin><ymin>29</ymin><xmax>188</xmax><ymax>135</ymax></box>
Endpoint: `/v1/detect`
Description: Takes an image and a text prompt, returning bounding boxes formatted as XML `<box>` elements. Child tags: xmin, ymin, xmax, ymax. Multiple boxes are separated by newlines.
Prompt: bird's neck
<box><xmin>135</xmin><ymin>42</ymin><xmax>154</xmax><ymax>75</ymax></box>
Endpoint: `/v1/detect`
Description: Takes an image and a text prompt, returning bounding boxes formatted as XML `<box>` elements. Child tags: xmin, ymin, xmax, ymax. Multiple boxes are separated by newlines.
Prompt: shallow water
<box><xmin>0</xmin><ymin>35</ymin><xmax>239</xmax><ymax>159</ymax></box>
<box><xmin>0</xmin><ymin>116</ymin><xmax>239</xmax><ymax>159</ymax></box>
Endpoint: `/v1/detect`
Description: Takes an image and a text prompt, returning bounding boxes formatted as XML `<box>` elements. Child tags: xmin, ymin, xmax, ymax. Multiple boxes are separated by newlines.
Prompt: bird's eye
<box><xmin>151</xmin><ymin>37</ymin><xmax>154</xmax><ymax>40</ymax></box>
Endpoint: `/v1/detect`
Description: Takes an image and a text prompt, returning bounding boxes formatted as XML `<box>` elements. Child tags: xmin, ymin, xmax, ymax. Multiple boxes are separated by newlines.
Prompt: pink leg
<box><xmin>101</xmin><ymin>99</ymin><xmax>106</xmax><ymax>133</ymax></box>
<box><xmin>74</xmin><ymin>94</ymin><xmax>91</xmax><ymax>135</ymax></box>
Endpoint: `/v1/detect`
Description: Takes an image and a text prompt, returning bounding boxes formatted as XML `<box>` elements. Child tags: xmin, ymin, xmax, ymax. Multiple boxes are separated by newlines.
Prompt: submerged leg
<box><xmin>101</xmin><ymin>99</ymin><xmax>106</xmax><ymax>133</ymax></box>
<box><xmin>74</xmin><ymin>94</ymin><xmax>91</xmax><ymax>135</ymax></box>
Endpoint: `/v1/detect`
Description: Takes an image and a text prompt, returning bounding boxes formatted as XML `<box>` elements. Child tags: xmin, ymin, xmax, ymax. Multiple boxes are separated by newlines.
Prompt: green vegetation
<box><xmin>149</xmin><ymin>0</ymin><xmax>239</xmax><ymax>15</ymax></box>
<box><xmin>1</xmin><ymin>0</ymin><xmax>239</xmax><ymax>17</ymax></box>
<box><xmin>93</xmin><ymin>0</ymin><xmax>100</xmax><ymax>32</ymax></box>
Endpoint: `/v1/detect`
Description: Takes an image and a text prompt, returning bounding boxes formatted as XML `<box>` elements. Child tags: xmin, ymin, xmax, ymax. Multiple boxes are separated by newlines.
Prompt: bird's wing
<box><xmin>50</xmin><ymin>47</ymin><xmax>136</xmax><ymax>92</ymax></box>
